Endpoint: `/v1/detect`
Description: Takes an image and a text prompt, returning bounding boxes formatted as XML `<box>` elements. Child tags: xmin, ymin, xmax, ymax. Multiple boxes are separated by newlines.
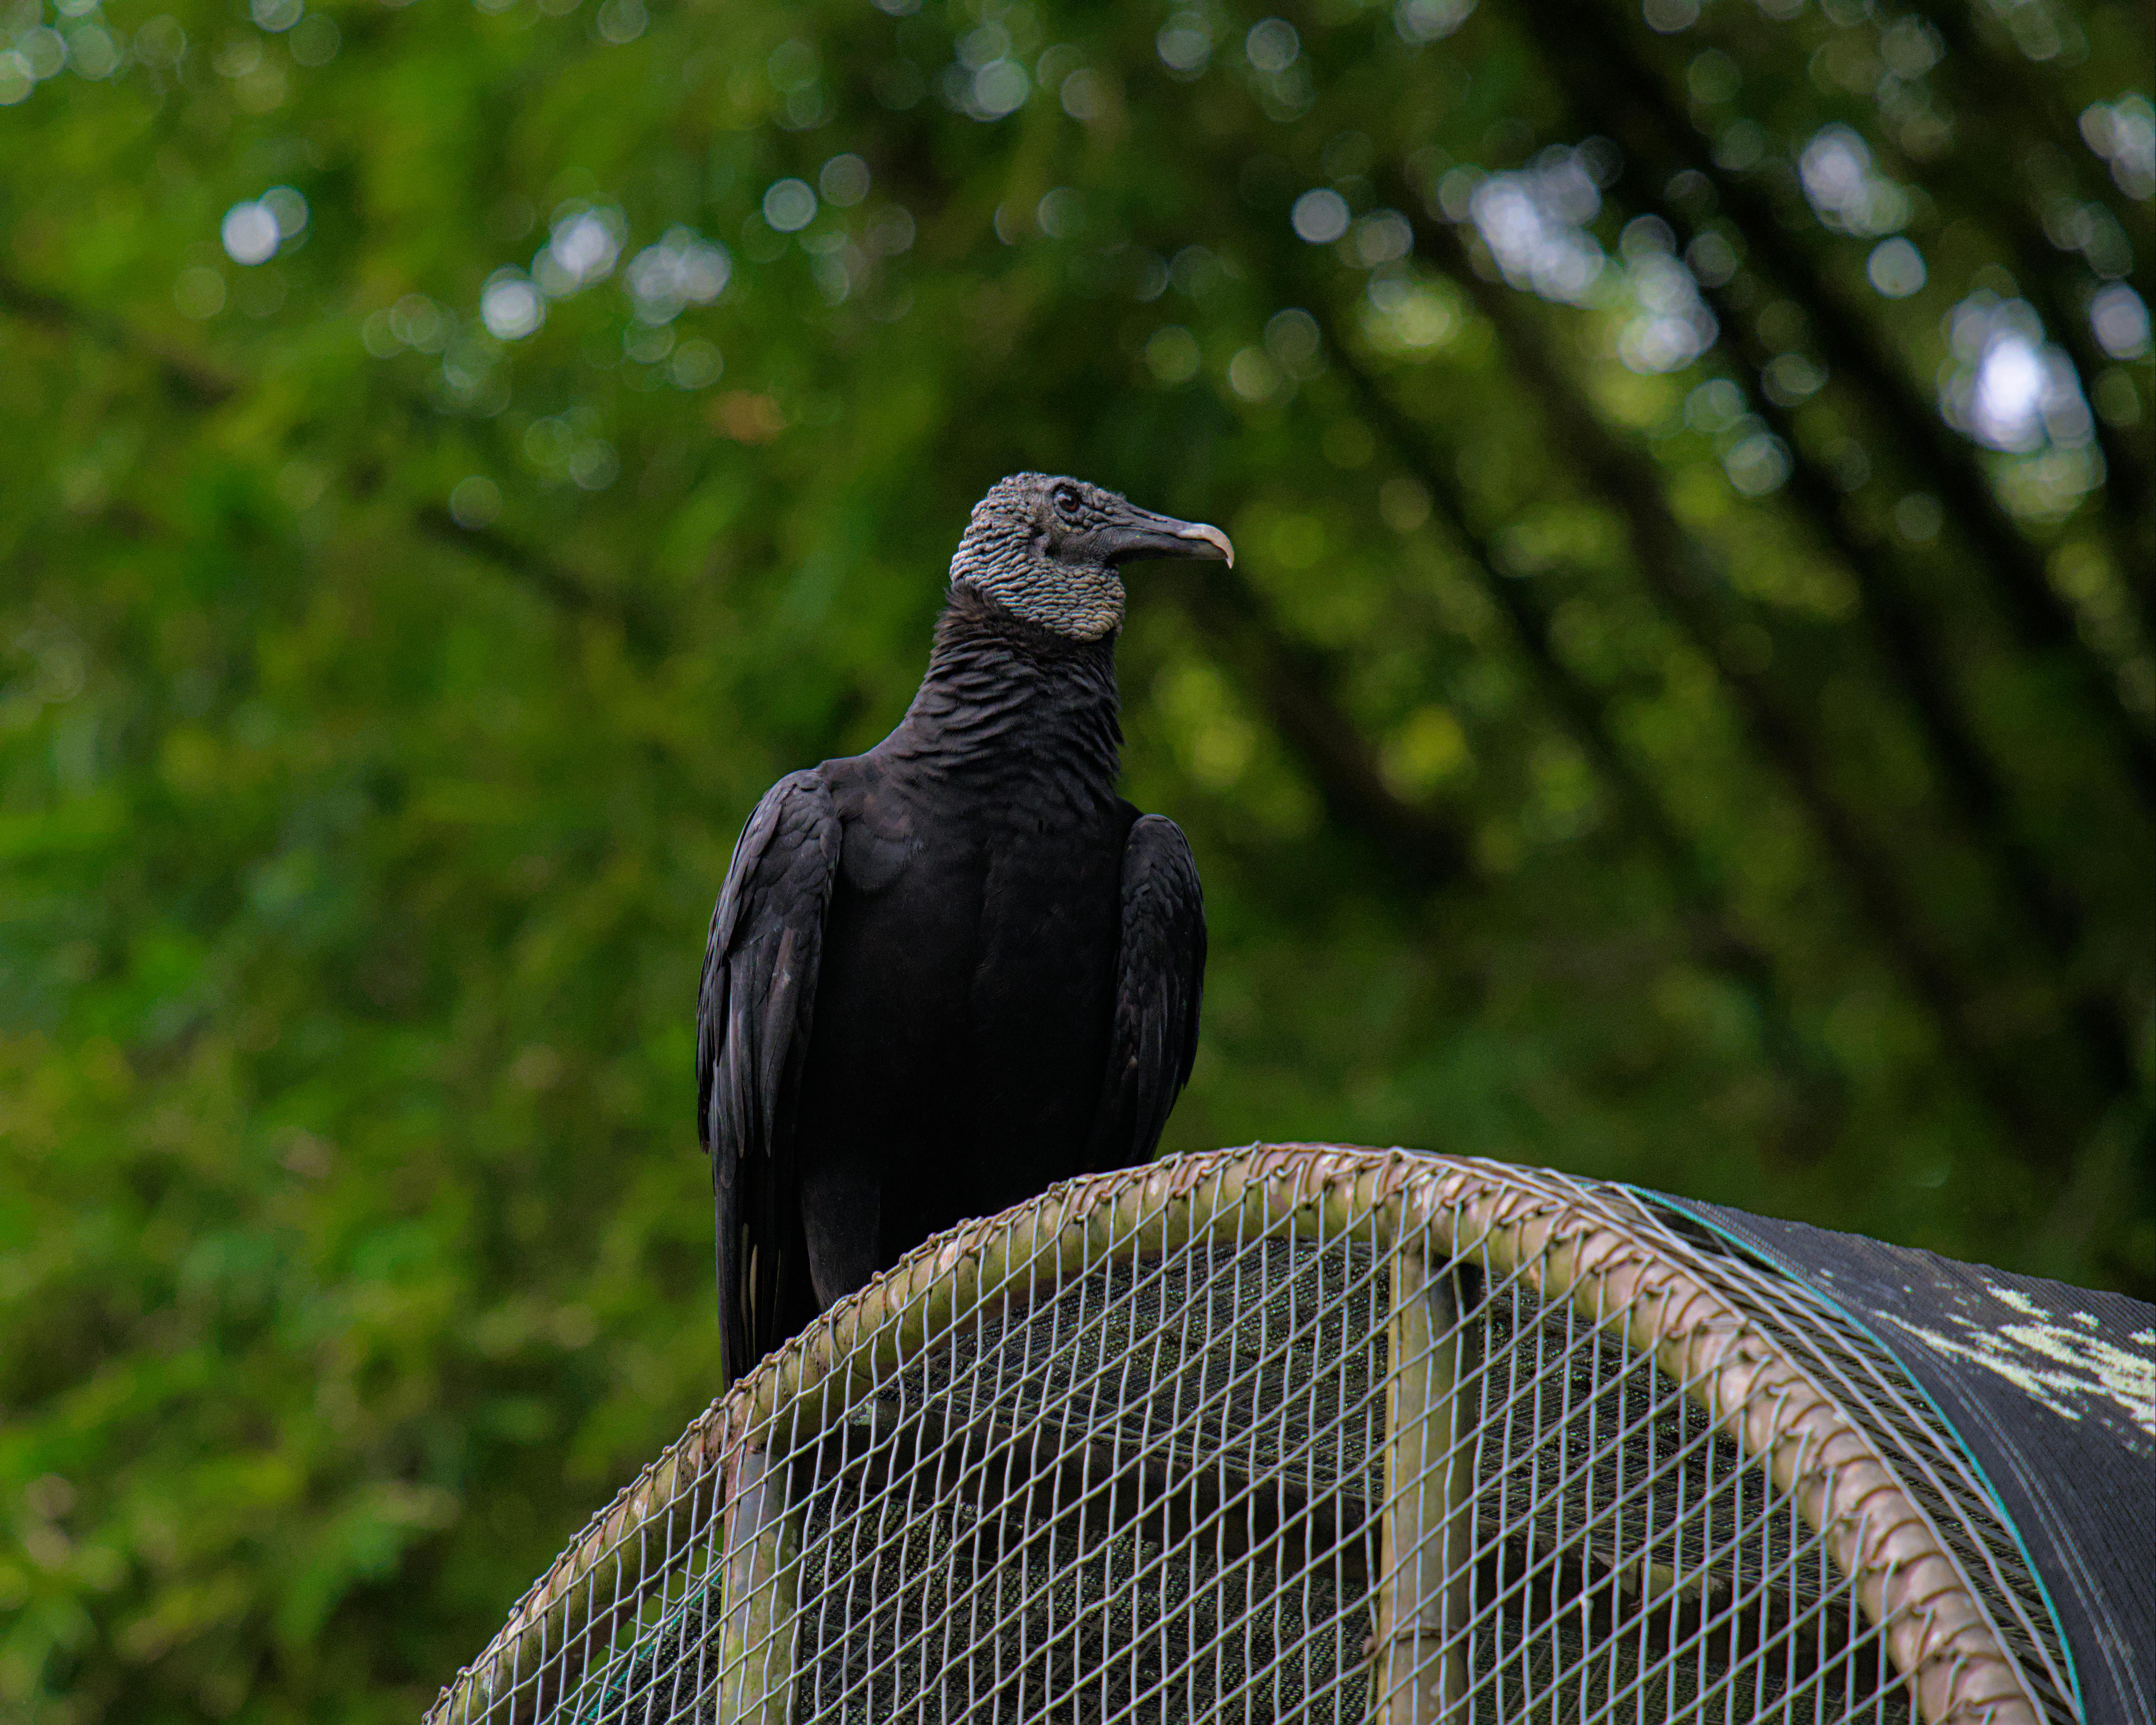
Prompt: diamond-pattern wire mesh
<box><xmin>424</xmin><ymin>1150</ymin><xmax>2070</xmax><ymax>1725</ymax></box>
<box><xmin>1611</xmin><ymin>1198</ymin><xmax>2076</xmax><ymax>1719</ymax></box>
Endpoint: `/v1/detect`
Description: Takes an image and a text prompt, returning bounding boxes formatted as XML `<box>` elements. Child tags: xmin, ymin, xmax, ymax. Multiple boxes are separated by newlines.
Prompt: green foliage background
<box><xmin>0</xmin><ymin>0</ymin><xmax>2149</xmax><ymax>1710</ymax></box>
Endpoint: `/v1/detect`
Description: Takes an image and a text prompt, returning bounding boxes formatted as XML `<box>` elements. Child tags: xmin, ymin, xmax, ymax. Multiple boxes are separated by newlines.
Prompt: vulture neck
<box><xmin>894</xmin><ymin>582</ymin><xmax>1123</xmax><ymax>793</ymax></box>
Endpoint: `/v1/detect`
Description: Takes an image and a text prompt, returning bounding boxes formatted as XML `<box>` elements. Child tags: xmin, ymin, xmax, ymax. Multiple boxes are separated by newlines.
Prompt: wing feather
<box><xmin>696</xmin><ymin>770</ymin><xmax>841</xmax><ymax>1387</ymax></box>
<box><xmin>1086</xmin><ymin>813</ymin><xmax>1206</xmax><ymax>1170</ymax></box>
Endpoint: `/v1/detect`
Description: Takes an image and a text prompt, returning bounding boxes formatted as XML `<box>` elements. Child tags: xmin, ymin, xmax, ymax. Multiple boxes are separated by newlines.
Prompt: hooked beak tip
<box><xmin>1177</xmin><ymin>522</ymin><xmax>1235</xmax><ymax>568</ymax></box>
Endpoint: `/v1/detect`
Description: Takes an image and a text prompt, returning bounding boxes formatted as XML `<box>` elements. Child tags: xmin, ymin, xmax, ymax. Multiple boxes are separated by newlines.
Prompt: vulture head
<box><xmin>951</xmin><ymin>472</ymin><xmax>1234</xmax><ymax>642</ymax></box>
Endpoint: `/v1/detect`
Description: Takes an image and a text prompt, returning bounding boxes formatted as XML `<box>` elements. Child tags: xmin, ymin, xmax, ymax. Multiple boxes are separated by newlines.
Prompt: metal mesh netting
<box><xmin>1607</xmin><ymin>1198</ymin><xmax>2073</xmax><ymax>1714</ymax></box>
<box><xmin>425</xmin><ymin>1148</ymin><xmax>2075</xmax><ymax>1725</ymax></box>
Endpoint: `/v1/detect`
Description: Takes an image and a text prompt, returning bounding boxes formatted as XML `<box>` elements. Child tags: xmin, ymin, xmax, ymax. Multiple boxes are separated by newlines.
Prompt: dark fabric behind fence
<box><xmin>1659</xmin><ymin>1196</ymin><xmax>2156</xmax><ymax>1725</ymax></box>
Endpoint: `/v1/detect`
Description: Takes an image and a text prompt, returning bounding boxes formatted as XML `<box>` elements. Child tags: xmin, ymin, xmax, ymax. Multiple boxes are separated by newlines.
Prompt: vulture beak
<box><xmin>1099</xmin><ymin>504</ymin><xmax>1236</xmax><ymax>569</ymax></box>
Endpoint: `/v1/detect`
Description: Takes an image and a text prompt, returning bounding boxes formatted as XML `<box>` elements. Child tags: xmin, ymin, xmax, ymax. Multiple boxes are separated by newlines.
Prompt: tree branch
<box><xmin>1391</xmin><ymin>210</ymin><xmax>2066</xmax><ymax>1157</ymax></box>
<box><xmin>1165</xmin><ymin>566</ymin><xmax>1471</xmax><ymax>890</ymax></box>
<box><xmin>1324</xmin><ymin>338</ymin><xmax>1846</xmax><ymax>1153</ymax></box>
<box><xmin>0</xmin><ymin>268</ymin><xmax>239</xmax><ymax>409</ymax></box>
<box><xmin>1447</xmin><ymin>157</ymin><xmax>2150</xmax><ymax>1106</ymax></box>
<box><xmin>1911</xmin><ymin>0</ymin><xmax>2156</xmax><ymax>303</ymax></box>
<box><xmin>414</xmin><ymin>505</ymin><xmax>669</xmax><ymax>661</ymax></box>
<box><xmin>1522</xmin><ymin>0</ymin><xmax>2156</xmax><ymax>805</ymax></box>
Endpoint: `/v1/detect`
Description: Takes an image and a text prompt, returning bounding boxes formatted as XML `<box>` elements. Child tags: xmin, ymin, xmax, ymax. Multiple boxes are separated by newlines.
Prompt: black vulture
<box><xmin>696</xmin><ymin>474</ymin><xmax>1230</xmax><ymax>1387</ymax></box>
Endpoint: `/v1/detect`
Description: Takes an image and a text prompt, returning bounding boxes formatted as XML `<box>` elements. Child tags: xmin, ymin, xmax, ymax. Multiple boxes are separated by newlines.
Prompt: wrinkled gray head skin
<box><xmin>951</xmin><ymin>473</ymin><xmax>1234</xmax><ymax>642</ymax></box>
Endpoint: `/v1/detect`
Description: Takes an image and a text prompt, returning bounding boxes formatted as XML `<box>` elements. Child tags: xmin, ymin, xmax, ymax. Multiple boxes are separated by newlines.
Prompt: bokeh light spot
<box><xmin>1264</xmin><ymin>307</ymin><xmax>1322</xmax><ymax>375</ymax></box>
<box><xmin>864</xmin><ymin>205</ymin><xmax>915</xmax><ymax>256</ymax></box>
<box><xmin>1351</xmin><ymin>210</ymin><xmax>1413</xmax><ymax>267</ymax></box>
<box><xmin>1037</xmin><ymin>187</ymin><xmax>1084</xmax><ymax>239</ymax></box>
<box><xmin>1940</xmin><ymin>293</ymin><xmax>2093</xmax><ymax>454</ymax></box>
<box><xmin>624</xmin><ymin>229</ymin><xmax>730</xmax><ymax>323</ymax></box>
<box><xmin>1291</xmin><ymin>188</ymin><xmax>1350</xmax><ymax>244</ymax></box>
<box><xmin>1799</xmin><ymin>127</ymin><xmax>1911</xmax><ymax>236</ymax></box>
<box><xmin>763</xmin><ymin>179</ymin><xmax>817</xmax><ymax>233</ymax></box>
<box><xmin>390</xmin><ymin>293</ymin><xmax>449</xmax><ymax>352</ymax></box>
<box><xmin>595</xmin><ymin>0</ymin><xmax>645</xmax><ymax>44</ymax></box>
<box><xmin>289</xmin><ymin>12</ymin><xmax>339</xmax><ymax>63</ymax></box>
<box><xmin>449</xmin><ymin>476</ymin><xmax>502</xmax><ymax>529</ymax></box>
<box><xmin>1685</xmin><ymin>380</ymin><xmax>1743</xmax><ymax>439</ymax></box>
<box><xmin>263</xmin><ymin>187</ymin><xmax>309</xmax><ymax>239</ymax></box>
<box><xmin>819</xmin><ymin>154</ymin><xmax>871</xmax><ymax>207</ymax></box>
<box><xmin>1145</xmin><ymin>326</ymin><xmax>1201</xmax><ymax>384</ymax></box>
<box><xmin>70</xmin><ymin>24</ymin><xmax>119</xmax><ymax>77</ymax></box>
<box><xmin>1382</xmin><ymin>707</ymin><xmax>1470</xmax><ymax>797</ymax></box>
<box><xmin>1866</xmin><ymin>237</ymin><xmax>1926</xmax><ymax>299</ymax></box>
<box><xmin>1169</xmin><ymin>245</ymin><xmax>1220</xmax><ymax>298</ymax></box>
<box><xmin>1227</xmin><ymin>347</ymin><xmax>1281</xmax><ymax>403</ymax></box>
<box><xmin>221</xmin><ymin>202</ymin><xmax>280</xmax><ymax>266</ymax></box>
<box><xmin>2089</xmin><ymin>284</ymin><xmax>2150</xmax><ymax>359</ymax></box>
<box><xmin>1394</xmin><ymin>0</ymin><xmax>1475</xmax><ymax>43</ymax></box>
<box><xmin>971</xmin><ymin>59</ymin><xmax>1028</xmax><ymax>118</ymax></box>
<box><xmin>1894</xmin><ymin>493</ymin><xmax>1943</xmax><ymax>542</ymax></box>
<box><xmin>133</xmin><ymin>16</ymin><xmax>186</xmax><ymax>66</ymax></box>
<box><xmin>1469</xmin><ymin>149</ymin><xmax>1608</xmax><ymax>307</ymax></box>
<box><xmin>537</xmin><ymin>207</ymin><xmax>624</xmax><ymax>295</ymax></box>
<box><xmin>1722</xmin><ymin>431</ymin><xmax>1791</xmax><ymax>495</ymax></box>
<box><xmin>480</xmin><ymin>271</ymin><xmax>544</xmax><ymax>341</ymax></box>
<box><xmin>1156</xmin><ymin>14</ymin><xmax>1209</xmax><ymax>74</ymax></box>
<box><xmin>1060</xmin><ymin>68</ymin><xmax>1105</xmax><ymax>121</ymax></box>
<box><xmin>669</xmin><ymin>339</ymin><xmax>723</xmax><ymax>389</ymax></box>
<box><xmin>1245</xmin><ymin>19</ymin><xmax>1298</xmax><ymax>73</ymax></box>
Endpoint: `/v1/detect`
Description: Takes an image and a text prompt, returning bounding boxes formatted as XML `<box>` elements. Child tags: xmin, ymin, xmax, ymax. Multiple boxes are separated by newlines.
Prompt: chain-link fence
<box><xmin>424</xmin><ymin>1147</ymin><xmax>2075</xmax><ymax>1725</ymax></box>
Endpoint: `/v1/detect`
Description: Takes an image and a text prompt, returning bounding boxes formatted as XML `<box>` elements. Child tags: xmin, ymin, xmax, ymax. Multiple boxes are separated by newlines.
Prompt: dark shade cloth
<box><xmin>1648</xmin><ymin>1195</ymin><xmax>2155</xmax><ymax>1725</ymax></box>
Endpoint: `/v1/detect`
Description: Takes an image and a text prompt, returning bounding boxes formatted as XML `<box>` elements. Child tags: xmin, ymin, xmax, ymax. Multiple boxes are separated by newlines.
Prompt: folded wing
<box><xmin>1086</xmin><ymin>812</ymin><xmax>1206</xmax><ymax>1171</ymax></box>
<box><xmin>696</xmin><ymin>769</ymin><xmax>841</xmax><ymax>1387</ymax></box>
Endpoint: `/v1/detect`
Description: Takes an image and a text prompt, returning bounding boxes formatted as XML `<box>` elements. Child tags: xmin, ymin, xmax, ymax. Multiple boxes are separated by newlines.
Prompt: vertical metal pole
<box><xmin>1370</xmin><ymin>1246</ymin><xmax>1475</xmax><ymax>1725</ymax></box>
<box><xmin>717</xmin><ymin>1442</ymin><xmax>799</xmax><ymax>1725</ymax></box>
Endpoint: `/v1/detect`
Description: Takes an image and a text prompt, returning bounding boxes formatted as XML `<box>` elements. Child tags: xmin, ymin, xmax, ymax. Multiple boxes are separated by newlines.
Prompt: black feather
<box><xmin>696</xmin><ymin>771</ymin><xmax>840</xmax><ymax>1387</ymax></box>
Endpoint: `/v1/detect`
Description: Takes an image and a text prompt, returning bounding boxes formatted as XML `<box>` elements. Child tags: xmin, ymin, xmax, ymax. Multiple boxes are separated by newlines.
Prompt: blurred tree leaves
<box><xmin>0</xmin><ymin>0</ymin><xmax>2149</xmax><ymax>1712</ymax></box>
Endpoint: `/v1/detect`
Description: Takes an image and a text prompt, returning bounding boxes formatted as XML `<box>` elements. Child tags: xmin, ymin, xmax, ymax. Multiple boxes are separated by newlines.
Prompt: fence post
<box><xmin>1369</xmin><ymin>1242</ymin><xmax>1475</xmax><ymax>1724</ymax></box>
<box><xmin>717</xmin><ymin>1442</ymin><xmax>799</xmax><ymax>1725</ymax></box>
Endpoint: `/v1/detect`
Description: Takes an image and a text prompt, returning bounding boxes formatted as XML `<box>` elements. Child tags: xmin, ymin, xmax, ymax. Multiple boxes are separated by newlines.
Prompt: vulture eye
<box><xmin>1052</xmin><ymin>485</ymin><xmax>1083</xmax><ymax>521</ymax></box>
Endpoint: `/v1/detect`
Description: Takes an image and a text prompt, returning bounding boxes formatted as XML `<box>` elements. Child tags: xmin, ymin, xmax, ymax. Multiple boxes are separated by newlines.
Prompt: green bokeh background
<box><xmin>0</xmin><ymin>0</ymin><xmax>2149</xmax><ymax>1712</ymax></box>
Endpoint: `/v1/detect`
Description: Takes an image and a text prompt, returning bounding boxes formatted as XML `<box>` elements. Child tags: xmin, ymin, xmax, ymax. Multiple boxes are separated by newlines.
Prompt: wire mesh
<box><xmin>424</xmin><ymin>1148</ymin><xmax>2073</xmax><ymax>1725</ymax></box>
<box><xmin>1617</xmin><ymin>1195</ymin><xmax>2077</xmax><ymax>1719</ymax></box>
